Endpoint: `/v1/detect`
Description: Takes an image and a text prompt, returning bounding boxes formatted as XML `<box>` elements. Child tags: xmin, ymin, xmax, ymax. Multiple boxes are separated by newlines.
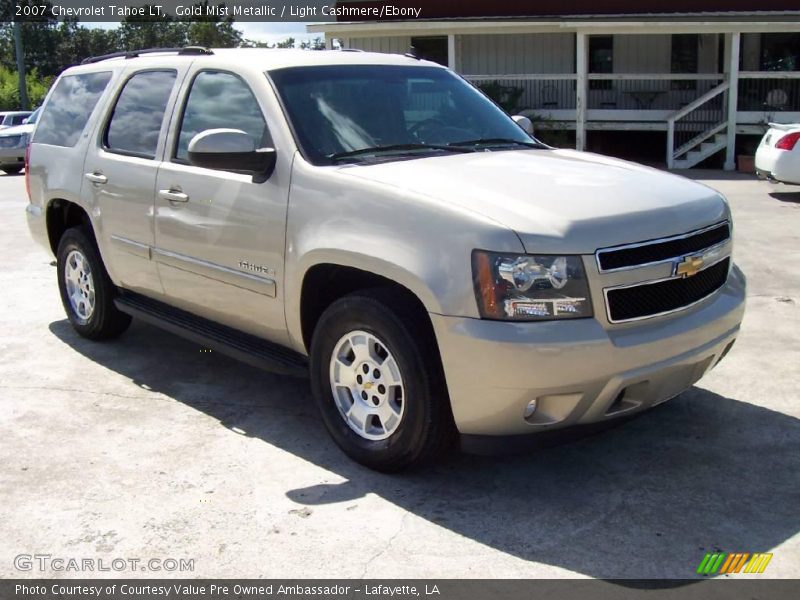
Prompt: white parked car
<box><xmin>755</xmin><ymin>123</ymin><xmax>800</xmax><ymax>185</ymax></box>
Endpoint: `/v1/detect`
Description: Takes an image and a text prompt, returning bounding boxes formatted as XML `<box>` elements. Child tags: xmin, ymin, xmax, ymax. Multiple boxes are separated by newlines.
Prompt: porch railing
<box><xmin>586</xmin><ymin>74</ymin><xmax>724</xmax><ymax>112</ymax></box>
<box><xmin>666</xmin><ymin>82</ymin><xmax>730</xmax><ymax>169</ymax></box>
<box><xmin>464</xmin><ymin>74</ymin><xmax>577</xmax><ymax>111</ymax></box>
<box><xmin>738</xmin><ymin>72</ymin><xmax>800</xmax><ymax>112</ymax></box>
<box><xmin>464</xmin><ymin>72</ymin><xmax>800</xmax><ymax>116</ymax></box>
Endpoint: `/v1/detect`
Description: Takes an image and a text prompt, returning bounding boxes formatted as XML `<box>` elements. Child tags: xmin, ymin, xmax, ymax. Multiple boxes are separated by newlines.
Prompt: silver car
<box><xmin>26</xmin><ymin>48</ymin><xmax>745</xmax><ymax>471</ymax></box>
<box><xmin>0</xmin><ymin>110</ymin><xmax>32</xmax><ymax>129</ymax></box>
<box><xmin>0</xmin><ymin>108</ymin><xmax>39</xmax><ymax>175</ymax></box>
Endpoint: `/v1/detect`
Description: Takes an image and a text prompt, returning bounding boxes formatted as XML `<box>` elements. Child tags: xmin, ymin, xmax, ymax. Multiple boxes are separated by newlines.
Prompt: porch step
<box><xmin>673</xmin><ymin>134</ymin><xmax>728</xmax><ymax>169</ymax></box>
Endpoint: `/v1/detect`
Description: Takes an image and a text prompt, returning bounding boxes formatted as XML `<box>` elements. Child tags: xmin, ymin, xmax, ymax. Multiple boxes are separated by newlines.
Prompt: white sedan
<box><xmin>755</xmin><ymin>123</ymin><xmax>800</xmax><ymax>185</ymax></box>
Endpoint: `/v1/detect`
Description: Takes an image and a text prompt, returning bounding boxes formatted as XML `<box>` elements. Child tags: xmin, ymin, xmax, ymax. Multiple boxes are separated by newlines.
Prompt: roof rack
<box><xmin>81</xmin><ymin>46</ymin><xmax>213</xmax><ymax>65</ymax></box>
<box><xmin>404</xmin><ymin>46</ymin><xmax>421</xmax><ymax>60</ymax></box>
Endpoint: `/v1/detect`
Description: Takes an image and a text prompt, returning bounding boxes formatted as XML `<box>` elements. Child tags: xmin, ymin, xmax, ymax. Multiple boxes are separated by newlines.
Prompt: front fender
<box><xmin>285</xmin><ymin>248</ymin><xmax>443</xmax><ymax>352</ymax></box>
<box><xmin>283</xmin><ymin>155</ymin><xmax>524</xmax><ymax>353</ymax></box>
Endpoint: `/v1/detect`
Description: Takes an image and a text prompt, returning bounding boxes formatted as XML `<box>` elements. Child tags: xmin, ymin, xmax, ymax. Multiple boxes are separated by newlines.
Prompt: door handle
<box><xmin>84</xmin><ymin>172</ymin><xmax>108</xmax><ymax>184</ymax></box>
<box><xmin>158</xmin><ymin>189</ymin><xmax>190</xmax><ymax>203</ymax></box>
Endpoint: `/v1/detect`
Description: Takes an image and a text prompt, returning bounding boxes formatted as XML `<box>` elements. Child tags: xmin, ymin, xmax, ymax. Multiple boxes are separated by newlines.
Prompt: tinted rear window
<box><xmin>105</xmin><ymin>70</ymin><xmax>176</xmax><ymax>158</ymax></box>
<box><xmin>35</xmin><ymin>72</ymin><xmax>112</xmax><ymax>147</ymax></box>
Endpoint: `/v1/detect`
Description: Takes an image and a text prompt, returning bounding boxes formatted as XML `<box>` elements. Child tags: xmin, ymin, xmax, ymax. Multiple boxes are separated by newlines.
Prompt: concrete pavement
<box><xmin>0</xmin><ymin>169</ymin><xmax>798</xmax><ymax>580</ymax></box>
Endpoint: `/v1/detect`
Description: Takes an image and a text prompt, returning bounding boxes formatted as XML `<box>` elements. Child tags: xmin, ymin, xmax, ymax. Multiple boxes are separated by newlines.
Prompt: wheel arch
<box><xmin>46</xmin><ymin>198</ymin><xmax>94</xmax><ymax>255</ymax></box>
<box><xmin>293</xmin><ymin>254</ymin><xmax>442</xmax><ymax>355</ymax></box>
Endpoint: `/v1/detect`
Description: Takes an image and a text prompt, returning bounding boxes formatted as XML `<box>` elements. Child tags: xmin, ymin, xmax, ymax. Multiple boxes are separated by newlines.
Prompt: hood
<box><xmin>338</xmin><ymin>149</ymin><xmax>728</xmax><ymax>254</ymax></box>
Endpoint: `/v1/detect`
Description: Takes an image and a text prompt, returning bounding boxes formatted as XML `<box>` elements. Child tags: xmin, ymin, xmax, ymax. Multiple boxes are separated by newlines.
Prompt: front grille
<box><xmin>0</xmin><ymin>136</ymin><xmax>21</xmax><ymax>148</ymax></box>
<box><xmin>598</xmin><ymin>222</ymin><xmax>730</xmax><ymax>271</ymax></box>
<box><xmin>606</xmin><ymin>258</ymin><xmax>730</xmax><ymax>322</ymax></box>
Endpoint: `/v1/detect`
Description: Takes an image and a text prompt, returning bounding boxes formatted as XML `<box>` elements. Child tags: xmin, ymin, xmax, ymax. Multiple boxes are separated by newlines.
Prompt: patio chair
<box><xmin>764</xmin><ymin>89</ymin><xmax>789</xmax><ymax>111</ymax></box>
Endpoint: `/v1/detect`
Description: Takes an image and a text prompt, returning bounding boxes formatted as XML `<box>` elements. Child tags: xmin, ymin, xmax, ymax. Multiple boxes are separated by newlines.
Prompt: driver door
<box><xmin>154</xmin><ymin>69</ymin><xmax>290</xmax><ymax>345</ymax></box>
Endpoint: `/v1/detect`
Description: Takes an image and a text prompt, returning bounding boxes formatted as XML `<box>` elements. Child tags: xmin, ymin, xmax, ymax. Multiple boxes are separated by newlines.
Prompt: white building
<box><xmin>309</xmin><ymin>2</ymin><xmax>800</xmax><ymax>169</ymax></box>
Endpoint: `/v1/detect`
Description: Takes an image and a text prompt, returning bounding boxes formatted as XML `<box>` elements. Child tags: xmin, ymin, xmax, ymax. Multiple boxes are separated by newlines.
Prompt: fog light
<box><xmin>524</xmin><ymin>399</ymin><xmax>538</xmax><ymax>418</ymax></box>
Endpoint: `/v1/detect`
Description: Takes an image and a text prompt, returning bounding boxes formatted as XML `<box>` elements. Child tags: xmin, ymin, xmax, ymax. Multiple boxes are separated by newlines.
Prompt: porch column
<box><xmin>724</xmin><ymin>32</ymin><xmax>741</xmax><ymax>171</ymax></box>
<box><xmin>575</xmin><ymin>33</ymin><xmax>588</xmax><ymax>151</ymax></box>
<box><xmin>447</xmin><ymin>34</ymin><xmax>458</xmax><ymax>71</ymax></box>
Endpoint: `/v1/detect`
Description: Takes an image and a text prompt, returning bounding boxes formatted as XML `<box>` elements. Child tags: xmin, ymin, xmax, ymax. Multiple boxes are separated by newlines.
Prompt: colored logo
<box><xmin>675</xmin><ymin>255</ymin><xmax>705</xmax><ymax>278</ymax></box>
<box><xmin>696</xmin><ymin>552</ymin><xmax>773</xmax><ymax>575</ymax></box>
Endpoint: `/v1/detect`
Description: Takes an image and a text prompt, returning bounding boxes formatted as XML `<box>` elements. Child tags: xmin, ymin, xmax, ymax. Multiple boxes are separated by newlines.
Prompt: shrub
<box><xmin>477</xmin><ymin>81</ymin><xmax>524</xmax><ymax>114</ymax></box>
<box><xmin>0</xmin><ymin>65</ymin><xmax>52</xmax><ymax>110</ymax></box>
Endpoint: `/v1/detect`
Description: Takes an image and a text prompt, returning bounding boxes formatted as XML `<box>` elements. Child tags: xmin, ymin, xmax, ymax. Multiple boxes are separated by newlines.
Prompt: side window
<box><xmin>105</xmin><ymin>70</ymin><xmax>177</xmax><ymax>158</ymax></box>
<box><xmin>34</xmin><ymin>71</ymin><xmax>112</xmax><ymax>147</ymax></box>
<box><xmin>175</xmin><ymin>71</ymin><xmax>268</xmax><ymax>161</ymax></box>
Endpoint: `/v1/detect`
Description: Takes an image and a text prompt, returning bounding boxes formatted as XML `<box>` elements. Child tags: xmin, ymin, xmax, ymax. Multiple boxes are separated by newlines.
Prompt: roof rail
<box><xmin>404</xmin><ymin>46</ymin><xmax>421</xmax><ymax>60</ymax></box>
<box><xmin>81</xmin><ymin>46</ymin><xmax>213</xmax><ymax>65</ymax></box>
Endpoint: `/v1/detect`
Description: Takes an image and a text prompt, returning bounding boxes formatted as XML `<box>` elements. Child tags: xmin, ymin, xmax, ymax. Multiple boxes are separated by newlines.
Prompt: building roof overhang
<box><xmin>308</xmin><ymin>13</ymin><xmax>800</xmax><ymax>36</ymax></box>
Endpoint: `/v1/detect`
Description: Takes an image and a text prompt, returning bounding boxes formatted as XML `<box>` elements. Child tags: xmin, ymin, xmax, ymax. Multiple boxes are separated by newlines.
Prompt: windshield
<box><xmin>25</xmin><ymin>108</ymin><xmax>40</xmax><ymax>125</ymax></box>
<box><xmin>269</xmin><ymin>65</ymin><xmax>539</xmax><ymax>165</ymax></box>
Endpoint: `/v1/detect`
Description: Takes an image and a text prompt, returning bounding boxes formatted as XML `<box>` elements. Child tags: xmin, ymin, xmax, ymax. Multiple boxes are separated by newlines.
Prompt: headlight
<box><xmin>17</xmin><ymin>133</ymin><xmax>29</xmax><ymax>148</ymax></box>
<box><xmin>472</xmin><ymin>250</ymin><xmax>593</xmax><ymax>320</ymax></box>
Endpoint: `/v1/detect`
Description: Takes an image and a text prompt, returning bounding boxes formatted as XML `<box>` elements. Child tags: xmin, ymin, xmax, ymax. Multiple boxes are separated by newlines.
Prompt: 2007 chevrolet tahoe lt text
<box><xmin>25</xmin><ymin>48</ymin><xmax>746</xmax><ymax>471</ymax></box>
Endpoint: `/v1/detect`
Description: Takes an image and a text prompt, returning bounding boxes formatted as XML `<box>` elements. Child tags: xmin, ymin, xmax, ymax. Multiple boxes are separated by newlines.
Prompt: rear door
<box><xmin>153</xmin><ymin>68</ymin><xmax>291</xmax><ymax>344</ymax></box>
<box><xmin>81</xmin><ymin>66</ymin><xmax>189</xmax><ymax>295</ymax></box>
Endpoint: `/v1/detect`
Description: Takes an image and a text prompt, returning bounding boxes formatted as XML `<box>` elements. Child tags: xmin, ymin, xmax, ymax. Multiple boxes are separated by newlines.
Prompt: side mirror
<box><xmin>512</xmin><ymin>115</ymin><xmax>534</xmax><ymax>136</ymax></box>
<box><xmin>188</xmin><ymin>129</ymin><xmax>276</xmax><ymax>180</ymax></box>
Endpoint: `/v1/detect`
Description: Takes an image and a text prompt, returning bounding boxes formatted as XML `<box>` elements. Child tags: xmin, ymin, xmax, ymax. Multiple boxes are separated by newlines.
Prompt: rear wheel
<box><xmin>1</xmin><ymin>166</ymin><xmax>22</xmax><ymax>175</ymax></box>
<box><xmin>310</xmin><ymin>289</ymin><xmax>455</xmax><ymax>471</ymax></box>
<box><xmin>56</xmin><ymin>227</ymin><xmax>131</xmax><ymax>340</ymax></box>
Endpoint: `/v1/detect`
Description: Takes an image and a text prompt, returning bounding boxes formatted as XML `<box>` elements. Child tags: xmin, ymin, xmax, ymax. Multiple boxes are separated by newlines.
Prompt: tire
<box><xmin>56</xmin><ymin>226</ymin><xmax>131</xmax><ymax>340</ymax></box>
<box><xmin>310</xmin><ymin>289</ymin><xmax>455</xmax><ymax>472</ymax></box>
<box><xmin>2</xmin><ymin>166</ymin><xmax>22</xmax><ymax>175</ymax></box>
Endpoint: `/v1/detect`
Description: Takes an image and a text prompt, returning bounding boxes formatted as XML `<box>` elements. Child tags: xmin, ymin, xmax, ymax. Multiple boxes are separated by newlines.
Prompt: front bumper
<box><xmin>430</xmin><ymin>264</ymin><xmax>746</xmax><ymax>437</ymax></box>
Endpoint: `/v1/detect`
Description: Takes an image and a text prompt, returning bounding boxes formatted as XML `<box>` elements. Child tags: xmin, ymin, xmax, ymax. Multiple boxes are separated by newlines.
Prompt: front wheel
<box><xmin>1</xmin><ymin>166</ymin><xmax>22</xmax><ymax>175</ymax></box>
<box><xmin>310</xmin><ymin>290</ymin><xmax>455</xmax><ymax>472</ymax></box>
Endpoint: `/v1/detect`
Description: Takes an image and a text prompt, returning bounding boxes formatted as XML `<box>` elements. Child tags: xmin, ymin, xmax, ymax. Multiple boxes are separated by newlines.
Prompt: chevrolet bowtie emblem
<box><xmin>676</xmin><ymin>255</ymin><xmax>705</xmax><ymax>278</ymax></box>
<box><xmin>363</xmin><ymin>382</ymin><xmax>374</xmax><ymax>390</ymax></box>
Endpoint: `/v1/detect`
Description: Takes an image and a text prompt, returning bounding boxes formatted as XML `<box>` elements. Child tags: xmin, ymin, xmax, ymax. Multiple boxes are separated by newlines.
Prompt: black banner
<box><xmin>4</xmin><ymin>580</ymin><xmax>800</xmax><ymax>600</ymax></box>
<box><xmin>6</xmin><ymin>1</ymin><xmax>386</xmax><ymax>22</ymax></box>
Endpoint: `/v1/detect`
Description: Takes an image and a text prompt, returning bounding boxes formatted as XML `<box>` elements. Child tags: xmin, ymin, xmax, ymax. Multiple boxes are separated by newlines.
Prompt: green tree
<box><xmin>240</xmin><ymin>38</ymin><xmax>274</xmax><ymax>49</ymax></box>
<box><xmin>0</xmin><ymin>22</ymin><xmax>63</xmax><ymax>79</ymax></box>
<box><xmin>275</xmin><ymin>37</ymin><xmax>296</xmax><ymax>49</ymax></box>
<box><xmin>55</xmin><ymin>21</ymin><xmax>119</xmax><ymax>68</ymax></box>
<box><xmin>1</xmin><ymin>1</ymin><xmax>317</xmax><ymax>79</ymax></box>
<box><xmin>187</xmin><ymin>21</ymin><xmax>241</xmax><ymax>48</ymax></box>
<box><xmin>299</xmin><ymin>37</ymin><xmax>326</xmax><ymax>50</ymax></box>
<box><xmin>0</xmin><ymin>65</ymin><xmax>52</xmax><ymax>110</ymax></box>
<box><xmin>184</xmin><ymin>2</ymin><xmax>241</xmax><ymax>48</ymax></box>
<box><xmin>117</xmin><ymin>7</ymin><xmax>189</xmax><ymax>51</ymax></box>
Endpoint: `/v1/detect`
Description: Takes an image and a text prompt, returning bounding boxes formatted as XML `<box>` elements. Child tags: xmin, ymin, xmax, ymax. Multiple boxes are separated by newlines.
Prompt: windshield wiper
<box><xmin>329</xmin><ymin>143</ymin><xmax>474</xmax><ymax>162</ymax></box>
<box><xmin>447</xmin><ymin>138</ymin><xmax>543</xmax><ymax>149</ymax></box>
